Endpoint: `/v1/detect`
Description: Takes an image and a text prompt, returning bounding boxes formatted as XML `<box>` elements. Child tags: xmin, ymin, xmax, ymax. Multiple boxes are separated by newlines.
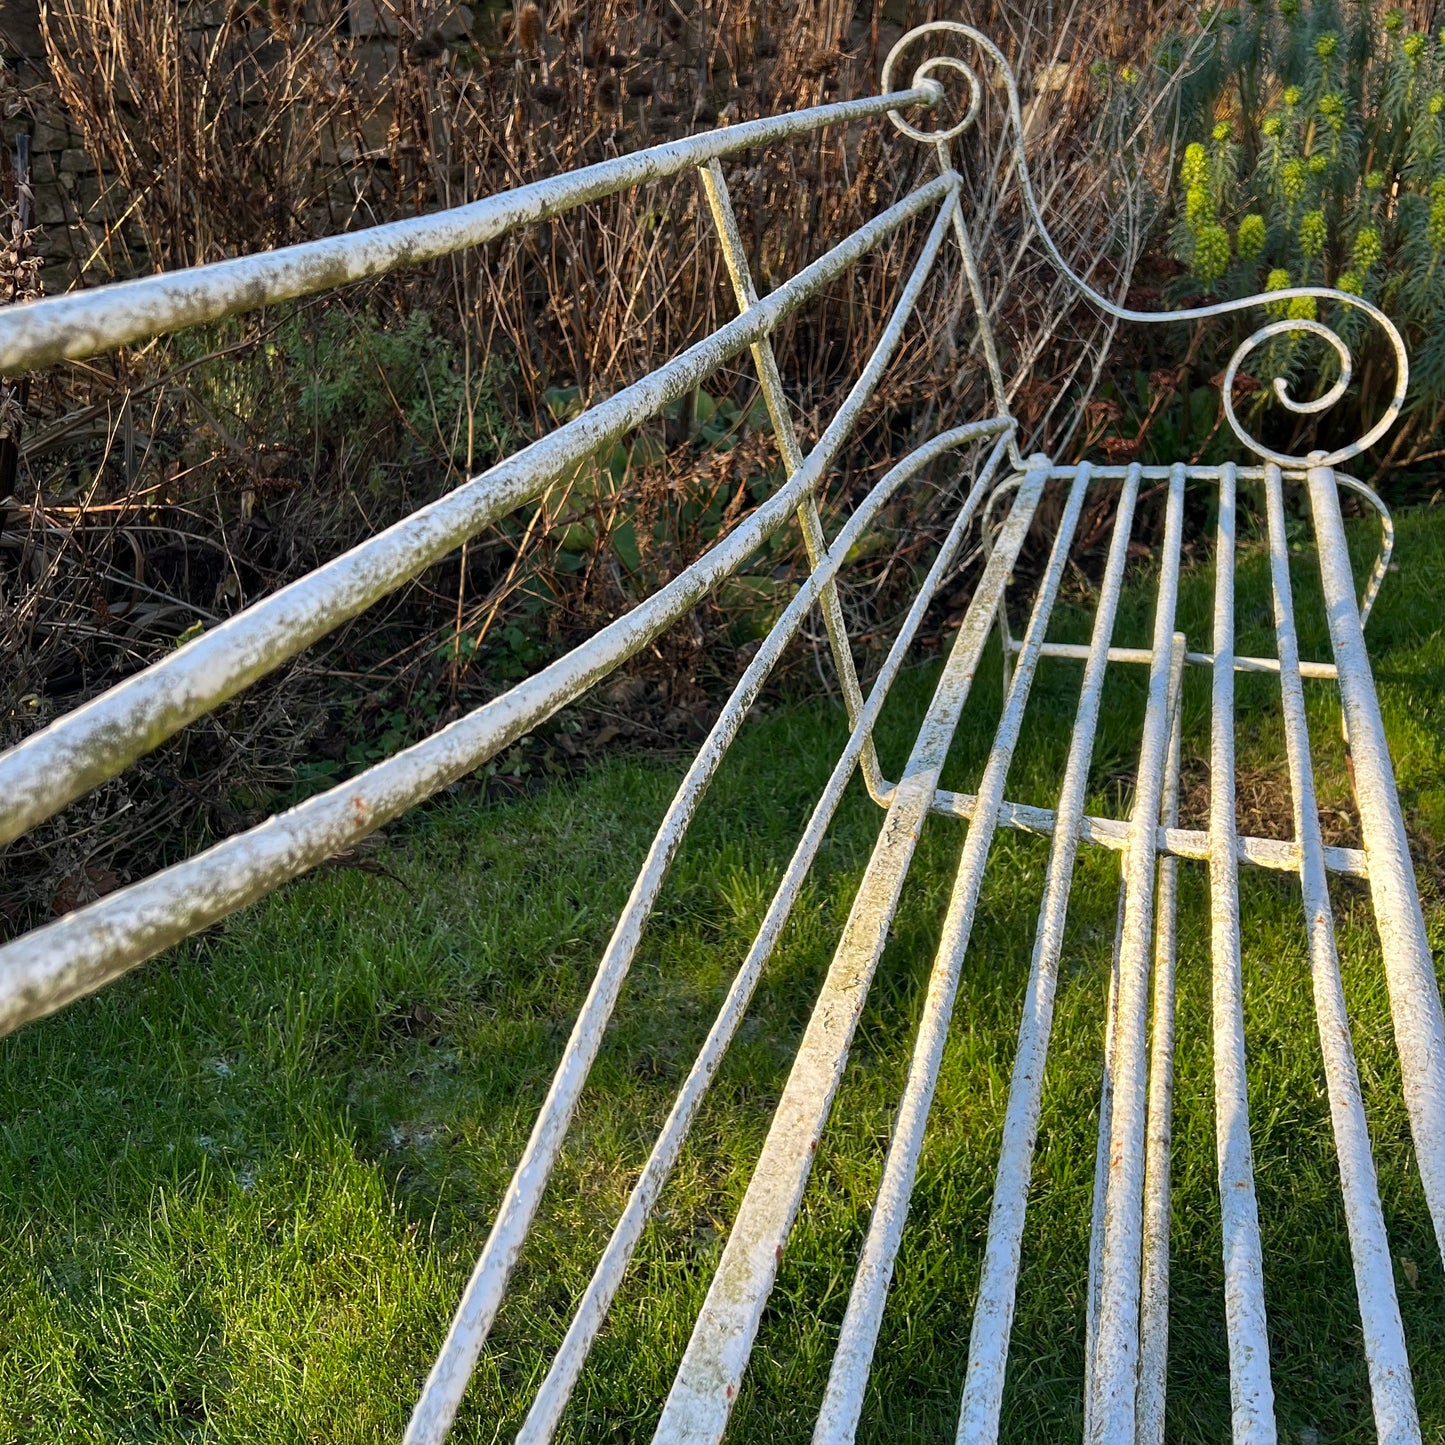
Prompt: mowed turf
<box><xmin>1</xmin><ymin>489</ymin><xmax>1443</xmax><ymax>1443</ymax></box>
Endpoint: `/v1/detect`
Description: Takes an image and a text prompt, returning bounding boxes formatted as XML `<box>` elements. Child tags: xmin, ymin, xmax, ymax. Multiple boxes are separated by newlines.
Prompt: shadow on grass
<box><xmin>1</xmin><ymin>494</ymin><xmax>1442</xmax><ymax>1443</ymax></box>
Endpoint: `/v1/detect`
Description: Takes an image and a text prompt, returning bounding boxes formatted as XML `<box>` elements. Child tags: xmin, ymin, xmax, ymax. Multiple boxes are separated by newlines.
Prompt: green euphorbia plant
<box><xmin>1125</xmin><ymin>1</ymin><xmax>1445</xmax><ymax>466</ymax></box>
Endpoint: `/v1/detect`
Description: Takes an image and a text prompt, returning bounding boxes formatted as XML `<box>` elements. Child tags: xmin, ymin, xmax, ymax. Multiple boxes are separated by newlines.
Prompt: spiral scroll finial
<box><xmin>879</xmin><ymin>21</ymin><xmax>1410</xmax><ymax>470</ymax></box>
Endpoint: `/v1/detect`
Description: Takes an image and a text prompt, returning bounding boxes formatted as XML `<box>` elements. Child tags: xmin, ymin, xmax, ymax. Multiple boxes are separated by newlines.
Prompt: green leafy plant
<box><xmin>179</xmin><ymin>302</ymin><xmax>516</xmax><ymax>482</ymax></box>
<box><xmin>1167</xmin><ymin>0</ymin><xmax>1445</xmax><ymax>467</ymax></box>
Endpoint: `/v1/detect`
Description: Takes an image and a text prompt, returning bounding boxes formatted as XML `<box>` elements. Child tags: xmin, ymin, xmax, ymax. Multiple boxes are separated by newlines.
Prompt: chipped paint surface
<box><xmin>952</xmin><ymin>462</ymin><xmax>1142</xmax><ymax>1445</ymax></box>
<box><xmin>1086</xmin><ymin>465</ymin><xmax>1186</xmax><ymax>1445</ymax></box>
<box><xmin>1306</xmin><ymin>463</ymin><xmax>1445</xmax><ymax>1268</ymax></box>
<box><xmin>0</xmin><ymin>21</ymin><xmax>1440</xmax><ymax>1445</ymax></box>
<box><xmin>1208</xmin><ymin>464</ymin><xmax>1278</xmax><ymax>1444</ymax></box>
<box><xmin>518</xmin><ymin>430</ymin><xmax>1015</xmax><ymax>1445</ymax></box>
<box><xmin>1264</xmin><ymin>464</ymin><xmax>1420</xmax><ymax>1445</ymax></box>
<box><xmin>0</xmin><ymin>88</ymin><xmax>941</xmax><ymax>375</ymax></box>
<box><xmin>651</xmin><ymin>463</ymin><xmax>1052</xmax><ymax>1445</ymax></box>
<box><xmin>815</xmin><ymin>461</ymin><xmax>1095</xmax><ymax>1445</ymax></box>
<box><xmin>0</xmin><ymin>173</ymin><xmax>955</xmax><ymax>858</ymax></box>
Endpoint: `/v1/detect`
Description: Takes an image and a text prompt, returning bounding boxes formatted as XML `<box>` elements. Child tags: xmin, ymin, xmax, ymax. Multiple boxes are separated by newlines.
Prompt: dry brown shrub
<box><xmin>0</xmin><ymin>0</ymin><xmax>1192</xmax><ymax>927</ymax></box>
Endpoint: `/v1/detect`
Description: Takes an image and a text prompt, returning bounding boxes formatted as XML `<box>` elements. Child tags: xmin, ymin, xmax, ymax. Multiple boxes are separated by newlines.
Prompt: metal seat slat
<box><xmin>0</xmin><ymin>21</ymin><xmax>1438</xmax><ymax>1444</ymax></box>
<box><xmin>1208</xmin><ymin>463</ymin><xmax>1278</xmax><ymax>1443</ymax></box>
<box><xmin>1264</xmin><ymin>463</ymin><xmax>1420</xmax><ymax>1443</ymax></box>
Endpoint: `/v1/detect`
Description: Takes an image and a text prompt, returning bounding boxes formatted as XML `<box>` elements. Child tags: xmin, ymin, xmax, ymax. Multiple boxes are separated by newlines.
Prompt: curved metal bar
<box><xmin>814</xmin><ymin>460</ymin><xmax>1097</xmax><ymax>1445</ymax></box>
<box><xmin>0</xmin><ymin>173</ymin><xmax>960</xmax><ymax>856</ymax></box>
<box><xmin>1334</xmin><ymin>472</ymin><xmax>1395</xmax><ymax>628</ymax></box>
<box><xmin>402</xmin><ymin>190</ymin><xmax>971</xmax><ymax>1445</ymax></box>
<box><xmin>651</xmin><ymin>458</ymin><xmax>1054</xmax><ymax>1445</ymax></box>
<box><xmin>1207</xmin><ymin>463</ymin><xmax>1279</xmax><ymax>1441</ymax></box>
<box><xmin>0</xmin><ymin>85</ymin><xmax>942</xmax><ymax>374</ymax></box>
<box><xmin>1263</xmin><ymin>463</ymin><xmax>1421</xmax><ymax>1437</ymax></box>
<box><xmin>880</xmin><ymin>47</ymin><xmax>982</xmax><ymax>144</ymax></box>
<box><xmin>0</xmin><ymin>185</ymin><xmax>976</xmax><ymax>1046</ymax></box>
<box><xmin>948</xmin><ymin>462</ymin><xmax>1142</xmax><ymax>1445</ymax></box>
<box><xmin>0</xmin><ymin>27</ymin><xmax>1433</xmax><ymax>1443</ymax></box>
<box><xmin>880</xmin><ymin>22</ymin><xmax>1410</xmax><ymax>471</ymax></box>
<box><xmin>1307</xmin><ymin>462</ymin><xmax>1445</xmax><ymax>1270</ymax></box>
<box><xmin>515</xmin><ymin>426</ymin><xmax>1013</xmax><ymax>1445</ymax></box>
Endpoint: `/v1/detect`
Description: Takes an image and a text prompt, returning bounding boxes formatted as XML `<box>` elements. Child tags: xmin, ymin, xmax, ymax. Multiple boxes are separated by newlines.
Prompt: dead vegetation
<box><xmin>0</xmin><ymin>0</ymin><xmax>1189</xmax><ymax>928</ymax></box>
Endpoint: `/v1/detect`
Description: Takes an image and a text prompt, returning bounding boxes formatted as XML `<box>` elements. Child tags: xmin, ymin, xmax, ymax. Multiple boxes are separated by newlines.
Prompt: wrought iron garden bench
<box><xmin>0</xmin><ymin>22</ymin><xmax>1439</xmax><ymax>1444</ymax></box>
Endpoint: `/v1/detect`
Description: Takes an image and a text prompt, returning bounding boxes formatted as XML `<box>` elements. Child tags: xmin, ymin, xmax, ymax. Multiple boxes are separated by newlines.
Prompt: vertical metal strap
<box><xmin>404</xmin><ymin>191</ymin><xmax>970</xmax><ymax>1445</ymax></box>
<box><xmin>813</xmin><ymin>462</ymin><xmax>1094</xmax><ymax>1444</ymax></box>
<box><xmin>697</xmin><ymin>159</ymin><xmax>889</xmax><ymax>805</ymax></box>
<box><xmin>1088</xmin><ymin>462</ymin><xmax>1186</xmax><ymax>1445</ymax></box>
<box><xmin>652</xmin><ymin>462</ymin><xmax>1050</xmax><ymax>1445</ymax></box>
<box><xmin>1305</xmin><ymin>461</ymin><xmax>1445</xmax><ymax>1268</ymax></box>
<box><xmin>517</xmin><ymin>431</ymin><xmax>1013</xmax><ymax>1445</ymax></box>
<box><xmin>927</xmin><ymin>131</ymin><xmax>1026</xmax><ymax>701</ymax></box>
<box><xmin>1265</xmin><ymin>464</ymin><xmax>1420</xmax><ymax>1445</ymax></box>
<box><xmin>1136</xmin><ymin>630</ymin><xmax>1187</xmax><ymax>1445</ymax></box>
<box><xmin>1208</xmin><ymin>463</ymin><xmax>1278</xmax><ymax>1443</ymax></box>
<box><xmin>958</xmin><ymin>463</ymin><xmax>1143</xmax><ymax>1444</ymax></box>
<box><xmin>930</xmin><ymin>135</ymin><xmax>1023</xmax><ymax>472</ymax></box>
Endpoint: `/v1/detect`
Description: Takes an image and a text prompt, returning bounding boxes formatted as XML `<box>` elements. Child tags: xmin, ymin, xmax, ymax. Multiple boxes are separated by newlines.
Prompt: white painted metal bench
<box><xmin>0</xmin><ymin>23</ymin><xmax>1439</xmax><ymax>1444</ymax></box>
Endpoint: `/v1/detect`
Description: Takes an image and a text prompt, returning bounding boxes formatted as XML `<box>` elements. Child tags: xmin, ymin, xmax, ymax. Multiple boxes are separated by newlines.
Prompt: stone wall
<box><xmin>2</xmin><ymin>0</ymin><xmax>94</xmax><ymax>292</ymax></box>
<box><xmin>0</xmin><ymin>0</ymin><xmax>474</xmax><ymax>294</ymax></box>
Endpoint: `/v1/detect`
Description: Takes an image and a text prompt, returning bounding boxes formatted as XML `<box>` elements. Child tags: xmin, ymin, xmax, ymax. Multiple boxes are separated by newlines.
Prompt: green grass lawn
<box><xmin>1</xmin><ymin>488</ymin><xmax>1443</xmax><ymax>1444</ymax></box>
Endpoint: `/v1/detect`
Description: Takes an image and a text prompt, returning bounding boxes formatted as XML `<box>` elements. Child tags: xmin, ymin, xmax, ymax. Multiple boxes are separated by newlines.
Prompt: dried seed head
<box><xmin>517</xmin><ymin>3</ymin><xmax>544</xmax><ymax>55</ymax></box>
<box><xmin>754</xmin><ymin>33</ymin><xmax>777</xmax><ymax>58</ymax></box>
<box><xmin>626</xmin><ymin>75</ymin><xmax>654</xmax><ymax>98</ymax></box>
<box><xmin>533</xmin><ymin>81</ymin><xmax>563</xmax><ymax>107</ymax></box>
<box><xmin>693</xmin><ymin>99</ymin><xmax>718</xmax><ymax>124</ymax></box>
<box><xmin>640</xmin><ymin>42</ymin><xmax>660</xmax><ymax>58</ymax></box>
<box><xmin>656</xmin><ymin>97</ymin><xmax>679</xmax><ymax>116</ymax></box>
